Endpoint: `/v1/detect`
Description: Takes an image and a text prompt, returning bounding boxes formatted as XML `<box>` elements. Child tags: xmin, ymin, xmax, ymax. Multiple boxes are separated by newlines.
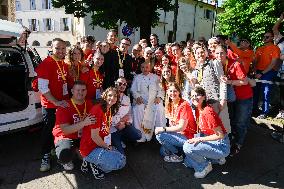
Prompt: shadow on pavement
<box><xmin>0</xmin><ymin>124</ymin><xmax>284</xmax><ymax>189</ymax></box>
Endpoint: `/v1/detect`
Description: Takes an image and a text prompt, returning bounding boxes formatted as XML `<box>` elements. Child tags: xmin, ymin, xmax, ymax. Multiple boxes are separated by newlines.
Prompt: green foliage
<box><xmin>52</xmin><ymin>0</ymin><xmax>174</xmax><ymax>29</ymax></box>
<box><xmin>217</xmin><ymin>0</ymin><xmax>284</xmax><ymax>47</ymax></box>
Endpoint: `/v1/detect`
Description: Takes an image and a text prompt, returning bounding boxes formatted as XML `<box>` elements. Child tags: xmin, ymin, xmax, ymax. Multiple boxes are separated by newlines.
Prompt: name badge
<box><xmin>104</xmin><ymin>134</ymin><xmax>111</xmax><ymax>146</ymax></box>
<box><xmin>119</xmin><ymin>69</ymin><xmax>124</xmax><ymax>77</ymax></box>
<box><xmin>96</xmin><ymin>89</ymin><xmax>102</xmax><ymax>99</ymax></box>
<box><xmin>63</xmin><ymin>83</ymin><xmax>68</xmax><ymax>95</ymax></box>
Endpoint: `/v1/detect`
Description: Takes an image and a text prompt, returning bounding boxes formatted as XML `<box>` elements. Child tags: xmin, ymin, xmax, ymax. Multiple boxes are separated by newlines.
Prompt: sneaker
<box><xmin>164</xmin><ymin>154</ymin><xmax>183</xmax><ymax>163</ymax></box>
<box><xmin>276</xmin><ymin>111</ymin><xmax>284</xmax><ymax>119</ymax></box>
<box><xmin>257</xmin><ymin>114</ymin><xmax>267</xmax><ymax>119</ymax></box>
<box><xmin>217</xmin><ymin>158</ymin><xmax>226</xmax><ymax>165</ymax></box>
<box><xmin>194</xmin><ymin>162</ymin><xmax>212</xmax><ymax>179</ymax></box>
<box><xmin>81</xmin><ymin>160</ymin><xmax>105</xmax><ymax>179</ymax></box>
<box><xmin>62</xmin><ymin>161</ymin><xmax>74</xmax><ymax>171</ymax></box>
<box><xmin>40</xmin><ymin>153</ymin><xmax>51</xmax><ymax>172</ymax></box>
<box><xmin>271</xmin><ymin>132</ymin><xmax>284</xmax><ymax>143</ymax></box>
<box><xmin>121</xmin><ymin>141</ymin><xmax>126</xmax><ymax>149</ymax></box>
<box><xmin>230</xmin><ymin>144</ymin><xmax>241</xmax><ymax>157</ymax></box>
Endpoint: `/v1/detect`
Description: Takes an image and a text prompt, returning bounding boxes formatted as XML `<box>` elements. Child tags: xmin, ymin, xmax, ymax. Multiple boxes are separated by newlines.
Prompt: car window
<box><xmin>0</xmin><ymin>49</ymin><xmax>25</xmax><ymax>67</ymax></box>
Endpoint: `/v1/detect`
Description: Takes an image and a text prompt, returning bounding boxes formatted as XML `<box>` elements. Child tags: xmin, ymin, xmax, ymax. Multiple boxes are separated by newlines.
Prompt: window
<box><xmin>1</xmin><ymin>5</ymin><xmax>8</xmax><ymax>16</ymax></box>
<box><xmin>43</xmin><ymin>18</ymin><xmax>53</xmax><ymax>31</ymax></box>
<box><xmin>30</xmin><ymin>0</ymin><xmax>36</xmax><ymax>10</ymax></box>
<box><xmin>16</xmin><ymin>1</ymin><xmax>21</xmax><ymax>11</ymax></box>
<box><xmin>204</xmin><ymin>9</ymin><xmax>214</xmax><ymax>21</ymax></box>
<box><xmin>46</xmin><ymin>41</ymin><xmax>52</xmax><ymax>46</ymax></box>
<box><xmin>42</xmin><ymin>0</ymin><xmax>52</xmax><ymax>9</ymax></box>
<box><xmin>60</xmin><ymin>18</ymin><xmax>71</xmax><ymax>31</ymax></box>
<box><xmin>28</xmin><ymin>19</ymin><xmax>38</xmax><ymax>31</ymax></box>
<box><xmin>32</xmin><ymin>41</ymin><xmax>40</xmax><ymax>46</ymax></box>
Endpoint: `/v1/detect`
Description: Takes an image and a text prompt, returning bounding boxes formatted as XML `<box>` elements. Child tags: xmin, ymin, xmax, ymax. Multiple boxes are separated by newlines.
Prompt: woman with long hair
<box><xmin>183</xmin><ymin>86</ymin><xmax>230</xmax><ymax>179</ymax></box>
<box><xmin>80</xmin><ymin>87</ymin><xmax>126</xmax><ymax>179</ymax></box>
<box><xmin>155</xmin><ymin>82</ymin><xmax>197</xmax><ymax>163</ymax></box>
<box><xmin>66</xmin><ymin>45</ymin><xmax>88</xmax><ymax>90</ymax></box>
<box><xmin>80</xmin><ymin>51</ymin><xmax>104</xmax><ymax>100</ymax></box>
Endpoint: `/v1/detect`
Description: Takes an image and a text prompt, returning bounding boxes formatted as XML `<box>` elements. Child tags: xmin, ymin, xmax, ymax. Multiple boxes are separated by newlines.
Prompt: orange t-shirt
<box><xmin>229</xmin><ymin>43</ymin><xmax>254</xmax><ymax>74</ymax></box>
<box><xmin>255</xmin><ymin>44</ymin><xmax>280</xmax><ymax>71</ymax></box>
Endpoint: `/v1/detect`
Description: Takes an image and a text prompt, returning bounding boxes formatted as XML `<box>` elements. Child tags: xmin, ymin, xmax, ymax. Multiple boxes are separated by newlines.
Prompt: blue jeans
<box><xmin>253</xmin><ymin>70</ymin><xmax>277</xmax><ymax>115</ymax></box>
<box><xmin>111</xmin><ymin>124</ymin><xmax>142</xmax><ymax>154</ymax></box>
<box><xmin>156</xmin><ymin>132</ymin><xmax>187</xmax><ymax>156</ymax></box>
<box><xmin>84</xmin><ymin>148</ymin><xmax>126</xmax><ymax>173</ymax></box>
<box><xmin>231</xmin><ymin>98</ymin><xmax>253</xmax><ymax>145</ymax></box>
<box><xmin>183</xmin><ymin>135</ymin><xmax>230</xmax><ymax>172</ymax></box>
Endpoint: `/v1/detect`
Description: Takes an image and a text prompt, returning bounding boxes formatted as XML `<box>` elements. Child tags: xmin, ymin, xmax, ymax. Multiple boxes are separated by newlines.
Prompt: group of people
<box><xmin>35</xmin><ymin>15</ymin><xmax>284</xmax><ymax>179</ymax></box>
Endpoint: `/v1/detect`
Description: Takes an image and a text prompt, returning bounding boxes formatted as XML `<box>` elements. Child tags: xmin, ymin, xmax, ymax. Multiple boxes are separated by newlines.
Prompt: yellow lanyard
<box><xmin>71</xmin><ymin>98</ymin><xmax>86</xmax><ymax>119</ymax></box>
<box><xmin>198</xmin><ymin>67</ymin><xmax>203</xmax><ymax>83</ymax></box>
<box><xmin>93</xmin><ymin>69</ymin><xmax>101</xmax><ymax>82</ymax></box>
<box><xmin>117</xmin><ymin>50</ymin><xmax>125</xmax><ymax>68</ymax></box>
<box><xmin>76</xmin><ymin>64</ymin><xmax>80</xmax><ymax>80</ymax></box>
<box><xmin>104</xmin><ymin>109</ymin><xmax>112</xmax><ymax>132</ymax></box>
<box><xmin>224</xmin><ymin>59</ymin><xmax>228</xmax><ymax>76</ymax></box>
<box><xmin>170</xmin><ymin>99</ymin><xmax>180</xmax><ymax>123</ymax></box>
<box><xmin>55</xmin><ymin>61</ymin><xmax>66</xmax><ymax>81</ymax></box>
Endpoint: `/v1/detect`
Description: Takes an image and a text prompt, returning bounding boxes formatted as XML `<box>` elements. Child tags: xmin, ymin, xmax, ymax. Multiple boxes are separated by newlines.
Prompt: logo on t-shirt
<box><xmin>92</xmin><ymin>78</ymin><xmax>103</xmax><ymax>88</ymax></box>
<box><xmin>57</xmin><ymin>70</ymin><xmax>67</xmax><ymax>81</ymax></box>
<box><xmin>73</xmin><ymin>114</ymin><xmax>81</xmax><ymax>124</ymax></box>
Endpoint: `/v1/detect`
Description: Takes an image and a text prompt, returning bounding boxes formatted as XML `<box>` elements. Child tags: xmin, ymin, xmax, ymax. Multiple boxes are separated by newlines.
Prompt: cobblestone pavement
<box><xmin>0</xmin><ymin>123</ymin><xmax>284</xmax><ymax>189</ymax></box>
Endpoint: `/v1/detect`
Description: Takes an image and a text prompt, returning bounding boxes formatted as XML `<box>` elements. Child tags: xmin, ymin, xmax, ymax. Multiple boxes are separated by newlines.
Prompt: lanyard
<box><xmin>117</xmin><ymin>50</ymin><xmax>126</xmax><ymax>68</ymax></box>
<box><xmin>55</xmin><ymin>61</ymin><xmax>66</xmax><ymax>81</ymax></box>
<box><xmin>93</xmin><ymin>69</ymin><xmax>101</xmax><ymax>82</ymax></box>
<box><xmin>224</xmin><ymin>59</ymin><xmax>228</xmax><ymax>76</ymax></box>
<box><xmin>104</xmin><ymin>109</ymin><xmax>112</xmax><ymax>132</ymax></box>
<box><xmin>71</xmin><ymin>98</ymin><xmax>86</xmax><ymax>119</ymax></box>
<box><xmin>170</xmin><ymin>99</ymin><xmax>180</xmax><ymax>122</ymax></box>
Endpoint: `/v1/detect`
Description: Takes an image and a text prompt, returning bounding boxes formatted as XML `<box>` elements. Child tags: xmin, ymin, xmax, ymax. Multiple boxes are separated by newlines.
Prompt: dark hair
<box><xmin>170</xmin><ymin>42</ymin><xmax>181</xmax><ymax>48</ymax></box>
<box><xmin>150</xmin><ymin>33</ymin><xmax>158</xmax><ymax>39</ymax></box>
<box><xmin>121</xmin><ymin>37</ymin><xmax>131</xmax><ymax>44</ymax></box>
<box><xmin>85</xmin><ymin>35</ymin><xmax>95</xmax><ymax>43</ymax></box>
<box><xmin>191</xmin><ymin>86</ymin><xmax>207</xmax><ymax>109</ymax></box>
<box><xmin>52</xmin><ymin>38</ymin><xmax>66</xmax><ymax>44</ymax></box>
<box><xmin>73</xmin><ymin>80</ymin><xmax>87</xmax><ymax>87</ymax></box>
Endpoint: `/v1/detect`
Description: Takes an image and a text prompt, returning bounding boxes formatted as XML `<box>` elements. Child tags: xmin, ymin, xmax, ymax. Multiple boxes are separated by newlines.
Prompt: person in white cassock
<box><xmin>131</xmin><ymin>62</ymin><xmax>166</xmax><ymax>142</ymax></box>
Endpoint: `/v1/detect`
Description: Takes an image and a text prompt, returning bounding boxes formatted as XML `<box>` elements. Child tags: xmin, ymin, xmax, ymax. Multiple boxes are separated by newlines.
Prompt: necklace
<box><xmin>70</xmin><ymin>98</ymin><xmax>86</xmax><ymax>119</ymax></box>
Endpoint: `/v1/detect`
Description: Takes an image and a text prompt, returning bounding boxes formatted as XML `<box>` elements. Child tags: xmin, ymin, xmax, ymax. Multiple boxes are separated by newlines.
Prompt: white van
<box><xmin>0</xmin><ymin>19</ymin><xmax>43</xmax><ymax>133</ymax></box>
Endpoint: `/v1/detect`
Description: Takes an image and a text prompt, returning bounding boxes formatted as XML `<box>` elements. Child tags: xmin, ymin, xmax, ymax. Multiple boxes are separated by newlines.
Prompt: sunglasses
<box><xmin>117</xmin><ymin>82</ymin><xmax>127</xmax><ymax>86</ymax></box>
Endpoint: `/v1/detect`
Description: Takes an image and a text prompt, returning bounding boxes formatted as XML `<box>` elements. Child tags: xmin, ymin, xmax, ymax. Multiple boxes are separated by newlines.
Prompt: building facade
<box><xmin>15</xmin><ymin>0</ymin><xmax>74</xmax><ymax>58</ymax></box>
<box><xmin>74</xmin><ymin>0</ymin><xmax>222</xmax><ymax>46</ymax></box>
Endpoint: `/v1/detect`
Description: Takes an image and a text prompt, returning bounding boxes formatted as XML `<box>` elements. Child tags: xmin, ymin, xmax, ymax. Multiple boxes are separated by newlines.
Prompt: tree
<box><xmin>217</xmin><ymin>0</ymin><xmax>284</xmax><ymax>47</ymax></box>
<box><xmin>52</xmin><ymin>0</ymin><xmax>174</xmax><ymax>39</ymax></box>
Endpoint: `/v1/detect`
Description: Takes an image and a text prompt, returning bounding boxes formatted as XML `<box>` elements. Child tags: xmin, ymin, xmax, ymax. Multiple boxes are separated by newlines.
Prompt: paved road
<box><xmin>0</xmin><ymin>124</ymin><xmax>284</xmax><ymax>189</ymax></box>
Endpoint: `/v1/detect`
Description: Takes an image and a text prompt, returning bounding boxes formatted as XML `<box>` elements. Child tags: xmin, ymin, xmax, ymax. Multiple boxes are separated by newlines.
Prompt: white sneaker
<box><xmin>62</xmin><ymin>161</ymin><xmax>74</xmax><ymax>171</ymax></box>
<box><xmin>218</xmin><ymin>158</ymin><xmax>226</xmax><ymax>165</ymax></box>
<box><xmin>40</xmin><ymin>153</ymin><xmax>51</xmax><ymax>172</ymax></box>
<box><xmin>164</xmin><ymin>154</ymin><xmax>183</xmax><ymax>163</ymax></box>
<box><xmin>121</xmin><ymin>141</ymin><xmax>126</xmax><ymax>148</ymax></box>
<box><xmin>194</xmin><ymin>163</ymin><xmax>212</xmax><ymax>179</ymax></box>
<box><xmin>276</xmin><ymin>111</ymin><xmax>284</xmax><ymax>119</ymax></box>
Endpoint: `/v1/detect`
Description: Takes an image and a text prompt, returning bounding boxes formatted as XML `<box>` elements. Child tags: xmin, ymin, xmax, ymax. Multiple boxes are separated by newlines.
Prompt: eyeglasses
<box><xmin>117</xmin><ymin>82</ymin><xmax>127</xmax><ymax>86</ymax></box>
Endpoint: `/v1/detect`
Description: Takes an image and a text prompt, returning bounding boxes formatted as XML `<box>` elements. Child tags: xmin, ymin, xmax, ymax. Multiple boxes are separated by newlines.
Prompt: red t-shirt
<box><xmin>84</xmin><ymin>49</ymin><xmax>95</xmax><ymax>60</ymax></box>
<box><xmin>80</xmin><ymin>69</ymin><xmax>104</xmax><ymax>100</ymax></box>
<box><xmin>197</xmin><ymin>106</ymin><xmax>227</xmax><ymax>136</ymax></box>
<box><xmin>52</xmin><ymin>99</ymin><xmax>93</xmax><ymax>144</ymax></box>
<box><xmin>36</xmin><ymin>56</ymin><xmax>69</xmax><ymax>108</ymax></box>
<box><xmin>169</xmin><ymin>99</ymin><xmax>197</xmax><ymax>139</ymax></box>
<box><xmin>80</xmin><ymin>104</ymin><xmax>111</xmax><ymax>157</ymax></box>
<box><xmin>226</xmin><ymin>60</ymin><xmax>253</xmax><ymax>100</ymax></box>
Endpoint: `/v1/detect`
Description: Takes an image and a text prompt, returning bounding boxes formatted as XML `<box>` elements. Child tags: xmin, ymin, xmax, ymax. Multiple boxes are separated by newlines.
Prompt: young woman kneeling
<box><xmin>183</xmin><ymin>86</ymin><xmax>230</xmax><ymax>179</ymax></box>
<box><xmin>80</xmin><ymin>87</ymin><xmax>126</xmax><ymax>179</ymax></box>
<box><xmin>155</xmin><ymin>82</ymin><xmax>197</xmax><ymax>163</ymax></box>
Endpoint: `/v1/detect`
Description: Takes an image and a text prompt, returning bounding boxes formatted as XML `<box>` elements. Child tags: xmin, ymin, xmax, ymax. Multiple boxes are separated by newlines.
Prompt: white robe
<box><xmin>110</xmin><ymin>94</ymin><xmax>131</xmax><ymax>133</ymax></box>
<box><xmin>131</xmin><ymin>73</ymin><xmax>166</xmax><ymax>142</ymax></box>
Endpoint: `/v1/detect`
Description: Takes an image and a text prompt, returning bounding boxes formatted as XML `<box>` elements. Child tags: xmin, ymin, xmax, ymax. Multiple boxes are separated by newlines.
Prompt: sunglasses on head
<box><xmin>117</xmin><ymin>82</ymin><xmax>127</xmax><ymax>86</ymax></box>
